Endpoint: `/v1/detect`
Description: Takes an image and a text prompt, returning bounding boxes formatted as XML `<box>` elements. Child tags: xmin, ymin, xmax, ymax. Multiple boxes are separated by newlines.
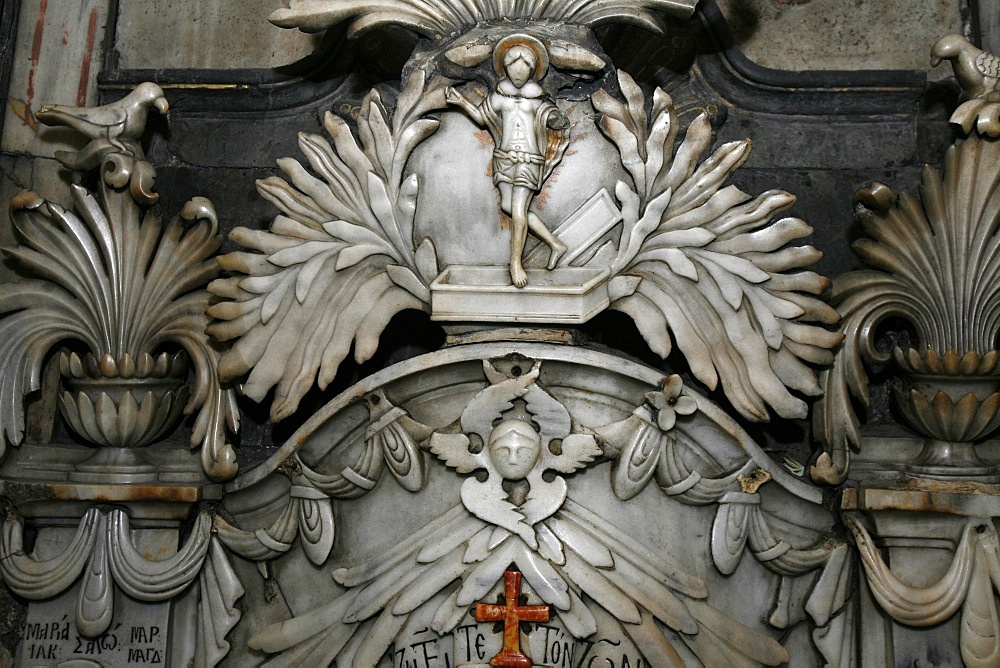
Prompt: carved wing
<box><xmin>207</xmin><ymin>70</ymin><xmax>445</xmax><ymax>421</ymax></box>
<box><xmin>544</xmin><ymin>433</ymin><xmax>601</xmax><ymax>473</ymax></box>
<box><xmin>247</xmin><ymin>498</ymin><xmax>789</xmax><ymax>666</ymax></box>
<box><xmin>593</xmin><ymin>70</ymin><xmax>843</xmax><ymax>422</ymax></box>
<box><xmin>428</xmin><ymin>432</ymin><xmax>487</xmax><ymax>473</ymax></box>
<box><xmin>976</xmin><ymin>51</ymin><xmax>1000</xmax><ymax>78</ymax></box>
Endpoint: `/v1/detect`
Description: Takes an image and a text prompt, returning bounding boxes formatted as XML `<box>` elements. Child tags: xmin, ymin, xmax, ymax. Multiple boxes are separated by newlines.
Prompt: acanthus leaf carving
<box><xmin>268</xmin><ymin>0</ymin><xmax>699</xmax><ymax>37</ymax></box>
<box><xmin>813</xmin><ymin>133</ymin><xmax>1000</xmax><ymax>483</ymax></box>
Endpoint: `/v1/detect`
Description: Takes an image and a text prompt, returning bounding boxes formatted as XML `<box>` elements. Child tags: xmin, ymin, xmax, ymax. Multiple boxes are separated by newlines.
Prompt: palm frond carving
<box><xmin>812</xmin><ymin>137</ymin><xmax>1000</xmax><ymax>483</ymax></box>
<box><xmin>208</xmin><ymin>70</ymin><xmax>444</xmax><ymax>422</ymax></box>
<box><xmin>270</xmin><ymin>0</ymin><xmax>697</xmax><ymax>37</ymax></box>
<box><xmin>593</xmin><ymin>71</ymin><xmax>843</xmax><ymax>422</ymax></box>
<box><xmin>2</xmin><ymin>189</ymin><xmax>239</xmax><ymax>479</ymax></box>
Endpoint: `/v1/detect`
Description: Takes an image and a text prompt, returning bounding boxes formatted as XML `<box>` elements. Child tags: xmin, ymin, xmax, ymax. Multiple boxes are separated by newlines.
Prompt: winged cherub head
<box><xmin>488</xmin><ymin>418</ymin><xmax>541</xmax><ymax>480</ymax></box>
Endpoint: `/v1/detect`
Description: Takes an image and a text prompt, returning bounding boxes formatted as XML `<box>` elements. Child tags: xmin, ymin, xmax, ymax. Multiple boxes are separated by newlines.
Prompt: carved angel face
<box><xmin>488</xmin><ymin>419</ymin><xmax>541</xmax><ymax>480</ymax></box>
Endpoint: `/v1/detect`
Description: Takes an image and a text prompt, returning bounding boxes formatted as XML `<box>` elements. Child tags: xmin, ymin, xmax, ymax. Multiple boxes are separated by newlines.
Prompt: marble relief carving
<box><xmin>1</xmin><ymin>0</ymin><xmax>999</xmax><ymax>665</ymax></box>
<box><xmin>814</xmin><ymin>37</ymin><xmax>1000</xmax><ymax>485</ymax></box>
<box><xmin>0</xmin><ymin>84</ymin><xmax>239</xmax><ymax>482</ymax></box>
<box><xmin>226</xmin><ymin>344</ymin><xmax>841</xmax><ymax>666</ymax></box>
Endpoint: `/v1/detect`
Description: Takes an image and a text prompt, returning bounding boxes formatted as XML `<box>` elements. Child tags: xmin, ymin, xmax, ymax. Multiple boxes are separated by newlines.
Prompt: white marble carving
<box><xmin>9</xmin><ymin>3</ymin><xmax>981</xmax><ymax>667</ymax></box>
<box><xmin>591</xmin><ymin>70</ymin><xmax>843</xmax><ymax>423</ymax></box>
<box><xmin>813</xmin><ymin>97</ymin><xmax>1000</xmax><ymax>484</ymax></box>
<box><xmin>0</xmin><ymin>84</ymin><xmax>239</xmax><ymax>481</ymax></box>
<box><xmin>932</xmin><ymin>34</ymin><xmax>1000</xmax><ymax>137</ymax></box>
<box><xmin>847</xmin><ymin>516</ymin><xmax>1000</xmax><ymax>667</ymax></box>
<box><xmin>207</xmin><ymin>69</ymin><xmax>444</xmax><ymax>422</ymax></box>
<box><xmin>213</xmin><ymin>342</ymin><xmax>847</xmax><ymax>664</ymax></box>
<box><xmin>269</xmin><ymin>0</ymin><xmax>700</xmax><ymax>36</ymax></box>
<box><xmin>210</xmin><ymin>64</ymin><xmax>840</xmax><ymax>432</ymax></box>
<box><xmin>0</xmin><ymin>506</ymin><xmax>243</xmax><ymax>666</ymax></box>
<box><xmin>445</xmin><ymin>34</ymin><xmax>570</xmax><ymax>287</ymax></box>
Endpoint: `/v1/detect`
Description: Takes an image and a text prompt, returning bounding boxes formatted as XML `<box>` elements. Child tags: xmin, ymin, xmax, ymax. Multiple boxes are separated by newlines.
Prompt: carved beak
<box><xmin>155</xmin><ymin>97</ymin><xmax>169</xmax><ymax>115</ymax></box>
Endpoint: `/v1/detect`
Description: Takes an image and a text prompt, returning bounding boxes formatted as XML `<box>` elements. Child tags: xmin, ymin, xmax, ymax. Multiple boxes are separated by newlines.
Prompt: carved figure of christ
<box><xmin>446</xmin><ymin>40</ymin><xmax>569</xmax><ymax>287</ymax></box>
<box><xmin>475</xmin><ymin>570</ymin><xmax>550</xmax><ymax>667</ymax></box>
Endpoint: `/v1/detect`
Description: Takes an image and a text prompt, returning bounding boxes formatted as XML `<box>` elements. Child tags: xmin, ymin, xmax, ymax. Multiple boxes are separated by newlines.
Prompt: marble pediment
<box><xmin>220</xmin><ymin>342</ymin><xmax>837</xmax><ymax>665</ymax></box>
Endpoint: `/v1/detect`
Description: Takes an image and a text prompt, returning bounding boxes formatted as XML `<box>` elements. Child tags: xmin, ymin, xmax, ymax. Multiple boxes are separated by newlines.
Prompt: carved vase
<box><xmin>58</xmin><ymin>350</ymin><xmax>190</xmax><ymax>450</ymax></box>
<box><xmin>892</xmin><ymin>347</ymin><xmax>1000</xmax><ymax>477</ymax></box>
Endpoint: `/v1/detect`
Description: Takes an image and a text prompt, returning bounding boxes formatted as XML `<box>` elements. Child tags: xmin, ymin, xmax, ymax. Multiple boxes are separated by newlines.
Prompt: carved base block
<box><xmin>68</xmin><ymin>447</ymin><xmax>159</xmax><ymax>483</ymax></box>
<box><xmin>3</xmin><ymin>442</ymin><xmax>214</xmax><ymax>487</ymax></box>
<box><xmin>430</xmin><ymin>266</ymin><xmax>610</xmax><ymax>323</ymax></box>
<box><xmin>906</xmin><ymin>439</ymin><xmax>998</xmax><ymax>481</ymax></box>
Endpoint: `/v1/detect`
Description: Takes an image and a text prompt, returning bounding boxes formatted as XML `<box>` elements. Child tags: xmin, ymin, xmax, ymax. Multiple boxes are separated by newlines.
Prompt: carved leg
<box><xmin>509</xmin><ymin>187</ymin><xmax>530</xmax><ymax>287</ymax></box>
<box><xmin>527</xmin><ymin>212</ymin><xmax>566</xmax><ymax>269</ymax></box>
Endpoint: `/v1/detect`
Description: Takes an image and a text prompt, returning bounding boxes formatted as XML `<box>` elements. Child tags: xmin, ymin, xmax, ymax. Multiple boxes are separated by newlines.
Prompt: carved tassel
<box><xmin>76</xmin><ymin>514</ymin><xmax>114</xmax><ymax>637</ymax></box>
<box><xmin>365</xmin><ymin>389</ymin><xmax>431</xmax><ymax>492</ymax></box>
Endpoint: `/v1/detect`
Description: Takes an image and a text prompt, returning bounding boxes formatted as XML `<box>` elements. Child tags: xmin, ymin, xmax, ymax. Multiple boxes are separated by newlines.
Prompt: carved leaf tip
<box><xmin>595</xmin><ymin>69</ymin><xmax>841</xmax><ymax>424</ymax></box>
<box><xmin>210</xmin><ymin>71</ymin><xmax>444</xmax><ymax>423</ymax></box>
<box><xmin>268</xmin><ymin>0</ymin><xmax>696</xmax><ymax>37</ymax></box>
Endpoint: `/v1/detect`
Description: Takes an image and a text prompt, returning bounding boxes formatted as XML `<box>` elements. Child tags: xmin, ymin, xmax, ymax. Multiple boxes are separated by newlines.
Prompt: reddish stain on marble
<box><xmin>76</xmin><ymin>8</ymin><xmax>99</xmax><ymax>106</ymax></box>
<box><xmin>23</xmin><ymin>0</ymin><xmax>48</xmax><ymax>126</ymax></box>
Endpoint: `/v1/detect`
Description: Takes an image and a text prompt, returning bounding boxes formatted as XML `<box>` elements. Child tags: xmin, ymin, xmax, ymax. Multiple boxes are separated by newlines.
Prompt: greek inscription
<box><xmin>577</xmin><ymin>638</ymin><xmax>645</xmax><ymax>667</ymax></box>
<box><xmin>24</xmin><ymin>615</ymin><xmax>70</xmax><ymax>641</ymax></box>
<box><xmin>72</xmin><ymin>626</ymin><xmax>119</xmax><ymax>655</ymax></box>
<box><xmin>127</xmin><ymin>647</ymin><xmax>164</xmax><ymax>663</ymax></box>
<box><xmin>130</xmin><ymin>625</ymin><xmax>161</xmax><ymax>644</ymax></box>
<box><xmin>28</xmin><ymin>643</ymin><xmax>57</xmax><ymax>659</ymax></box>
<box><xmin>540</xmin><ymin>625</ymin><xmax>576</xmax><ymax>667</ymax></box>
<box><xmin>456</xmin><ymin>624</ymin><xmax>488</xmax><ymax>662</ymax></box>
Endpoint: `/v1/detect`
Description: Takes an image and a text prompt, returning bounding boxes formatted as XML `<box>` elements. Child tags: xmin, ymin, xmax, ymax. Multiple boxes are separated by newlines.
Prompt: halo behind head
<box><xmin>493</xmin><ymin>33</ymin><xmax>549</xmax><ymax>79</ymax></box>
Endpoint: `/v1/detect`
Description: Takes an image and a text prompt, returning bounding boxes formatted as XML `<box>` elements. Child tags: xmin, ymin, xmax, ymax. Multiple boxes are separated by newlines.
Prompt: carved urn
<box><xmin>893</xmin><ymin>348</ymin><xmax>1000</xmax><ymax>476</ymax></box>
<box><xmin>816</xmin><ymin>133</ymin><xmax>1000</xmax><ymax>483</ymax></box>
<box><xmin>58</xmin><ymin>350</ymin><xmax>190</xmax><ymax>449</ymax></box>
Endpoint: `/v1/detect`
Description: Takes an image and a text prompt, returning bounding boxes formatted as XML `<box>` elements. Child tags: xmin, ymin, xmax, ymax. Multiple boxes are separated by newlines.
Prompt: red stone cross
<box><xmin>475</xmin><ymin>570</ymin><xmax>550</xmax><ymax>667</ymax></box>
